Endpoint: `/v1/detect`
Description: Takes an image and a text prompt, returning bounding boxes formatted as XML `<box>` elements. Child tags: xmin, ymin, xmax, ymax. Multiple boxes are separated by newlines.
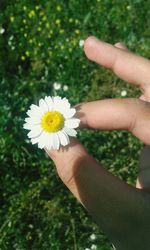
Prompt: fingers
<box><xmin>76</xmin><ymin>98</ymin><xmax>150</xmax><ymax>144</ymax></box>
<box><xmin>78</xmin><ymin>98</ymin><xmax>135</xmax><ymax>130</ymax></box>
<box><xmin>84</xmin><ymin>37</ymin><xmax>150</xmax><ymax>98</ymax></box>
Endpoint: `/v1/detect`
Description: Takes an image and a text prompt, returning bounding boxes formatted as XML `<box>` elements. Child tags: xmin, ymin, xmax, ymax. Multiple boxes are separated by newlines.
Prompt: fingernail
<box><xmin>85</xmin><ymin>36</ymin><xmax>99</xmax><ymax>46</ymax></box>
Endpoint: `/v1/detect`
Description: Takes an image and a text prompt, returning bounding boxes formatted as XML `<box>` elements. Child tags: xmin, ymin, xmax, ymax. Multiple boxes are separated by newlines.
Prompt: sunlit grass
<box><xmin>0</xmin><ymin>0</ymin><xmax>149</xmax><ymax>249</ymax></box>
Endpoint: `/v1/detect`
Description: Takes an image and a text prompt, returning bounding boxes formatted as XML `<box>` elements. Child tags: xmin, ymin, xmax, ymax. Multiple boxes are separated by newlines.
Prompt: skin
<box><xmin>45</xmin><ymin>37</ymin><xmax>150</xmax><ymax>250</ymax></box>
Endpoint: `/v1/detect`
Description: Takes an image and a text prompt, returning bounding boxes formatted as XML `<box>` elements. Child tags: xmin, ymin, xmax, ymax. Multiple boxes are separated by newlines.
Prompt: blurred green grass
<box><xmin>0</xmin><ymin>0</ymin><xmax>149</xmax><ymax>249</ymax></box>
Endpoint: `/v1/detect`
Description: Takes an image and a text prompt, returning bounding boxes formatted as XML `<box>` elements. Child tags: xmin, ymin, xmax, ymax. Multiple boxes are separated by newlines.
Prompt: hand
<box><xmin>46</xmin><ymin>37</ymin><xmax>150</xmax><ymax>250</ymax></box>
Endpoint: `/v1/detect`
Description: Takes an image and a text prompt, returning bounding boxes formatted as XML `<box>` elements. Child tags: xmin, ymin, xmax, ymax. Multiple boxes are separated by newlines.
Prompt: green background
<box><xmin>0</xmin><ymin>0</ymin><xmax>149</xmax><ymax>249</ymax></box>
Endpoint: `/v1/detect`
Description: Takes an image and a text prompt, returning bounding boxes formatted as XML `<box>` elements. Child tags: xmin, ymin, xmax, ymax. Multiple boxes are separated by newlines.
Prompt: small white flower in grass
<box><xmin>63</xmin><ymin>85</ymin><xmax>68</xmax><ymax>91</ymax></box>
<box><xmin>8</xmin><ymin>221</ymin><xmax>12</xmax><ymax>227</ymax></box>
<box><xmin>121</xmin><ymin>90</ymin><xmax>127</xmax><ymax>97</ymax></box>
<box><xmin>91</xmin><ymin>244</ymin><xmax>97</xmax><ymax>250</ymax></box>
<box><xmin>0</xmin><ymin>27</ymin><xmax>5</xmax><ymax>34</ymax></box>
<box><xmin>23</xmin><ymin>96</ymin><xmax>80</xmax><ymax>150</ymax></box>
<box><xmin>90</xmin><ymin>234</ymin><xmax>96</xmax><ymax>241</ymax></box>
<box><xmin>79</xmin><ymin>39</ymin><xmax>84</xmax><ymax>47</ymax></box>
<box><xmin>53</xmin><ymin>82</ymin><xmax>61</xmax><ymax>90</ymax></box>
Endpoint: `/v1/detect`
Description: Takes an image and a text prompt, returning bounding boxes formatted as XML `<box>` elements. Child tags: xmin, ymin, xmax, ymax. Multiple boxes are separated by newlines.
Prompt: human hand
<box><xmin>46</xmin><ymin>37</ymin><xmax>150</xmax><ymax>250</ymax></box>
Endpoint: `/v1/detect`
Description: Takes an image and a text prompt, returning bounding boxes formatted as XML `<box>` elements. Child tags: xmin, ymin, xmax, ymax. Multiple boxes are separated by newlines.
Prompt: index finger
<box><xmin>84</xmin><ymin>37</ymin><xmax>150</xmax><ymax>94</ymax></box>
<box><xmin>76</xmin><ymin>98</ymin><xmax>150</xmax><ymax>144</ymax></box>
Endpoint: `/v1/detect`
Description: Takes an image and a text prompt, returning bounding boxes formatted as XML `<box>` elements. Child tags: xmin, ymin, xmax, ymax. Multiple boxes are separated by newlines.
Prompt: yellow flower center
<box><xmin>41</xmin><ymin>111</ymin><xmax>64</xmax><ymax>132</ymax></box>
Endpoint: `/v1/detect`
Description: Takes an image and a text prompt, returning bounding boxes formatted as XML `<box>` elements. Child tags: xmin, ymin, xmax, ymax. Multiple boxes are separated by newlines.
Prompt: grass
<box><xmin>0</xmin><ymin>0</ymin><xmax>149</xmax><ymax>249</ymax></box>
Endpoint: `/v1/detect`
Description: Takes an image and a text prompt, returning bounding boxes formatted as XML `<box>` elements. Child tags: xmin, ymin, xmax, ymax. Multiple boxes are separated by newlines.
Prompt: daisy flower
<box><xmin>0</xmin><ymin>27</ymin><xmax>5</xmax><ymax>34</ymax></box>
<box><xmin>79</xmin><ymin>40</ymin><xmax>84</xmax><ymax>48</ymax></box>
<box><xmin>53</xmin><ymin>82</ymin><xmax>61</xmax><ymax>90</ymax></box>
<box><xmin>79</xmin><ymin>39</ymin><xmax>84</xmax><ymax>47</ymax></box>
<box><xmin>63</xmin><ymin>85</ymin><xmax>68</xmax><ymax>91</ymax></box>
<box><xmin>91</xmin><ymin>244</ymin><xmax>97</xmax><ymax>250</ymax></box>
<box><xmin>23</xmin><ymin>96</ymin><xmax>80</xmax><ymax>150</ymax></box>
<box><xmin>90</xmin><ymin>234</ymin><xmax>96</xmax><ymax>241</ymax></box>
<box><xmin>121</xmin><ymin>90</ymin><xmax>127</xmax><ymax>97</ymax></box>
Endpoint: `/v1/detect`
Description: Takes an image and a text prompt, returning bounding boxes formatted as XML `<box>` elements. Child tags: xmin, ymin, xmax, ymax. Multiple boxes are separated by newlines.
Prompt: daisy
<box><xmin>63</xmin><ymin>85</ymin><xmax>68</xmax><ymax>91</ymax></box>
<box><xmin>90</xmin><ymin>234</ymin><xmax>96</xmax><ymax>241</ymax></box>
<box><xmin>121</xmin><ymin>90</ymin><xmax>127</xmax><ymax>97</ymax></box>
<box><xmin>53</xmin><ymin>82</ymin><xmax>61</xmax><ymax>90</ymax></box>
<box><xmin>79</xmin><ymin>39</ymin><xmax>84</xmax><ymax>47</ymax></box>
<box><xmin>91</xmin><ymin>244</ymin><xmax>97</xmax><ymax>250</ymax></box>
<box><xmin>23</xmin><ymin>96</ymin><xmax>80</xmax><ymax>150</ymax></box>
<box><xmin>0</xmin><ymin>27</ymin><xmax>5</xmax><ymax>34</ymax></box>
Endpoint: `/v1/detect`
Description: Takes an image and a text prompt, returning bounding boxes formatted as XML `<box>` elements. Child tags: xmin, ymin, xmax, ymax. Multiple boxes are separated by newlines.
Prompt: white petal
<box><xmin>63</xmin><ymin>127</ymin><xmax>77</xmax><ymax>137</ymax></box>
<box><xmin>52</xmin><ymin>133</ymin><xmax>60</xmax><ymax>150</ymax></box>
<box><xmin>65</xmin><ymin>118</ymin><xmax>80</xmax><ymax>128</ymax></box>
<box><xmin>53</xmin><ymin>96</ymin><xmax>70</xmax><ymax>111</ymax></box>
<box><xmin>26</xmin><ymin>109</ymin><xmax>42</xmax><ymax>119</ymax></box>
<box><xmin>44</xmin><ymin>96</ymin><xmax>53</xmax><ymax>111</ymax></box>
<box><xmin>30</xmin><ymin>104</ymin><xmax>42</xmax><ymax>111</ymax></box>
<box><xmin>25</xmin><ymin>117</ymin><xmax>41</xmax><ymax>125</ymax></box>
<box><xmin>45</xmin><ymin>134</ymin><xmax>53</xmax><ymax>150</ymax></box>
<box><xmin>31</xmin><ymin>137</ymin><xmax>40</xmax><ymax>145</ymax></box>
<box><xmin>31</xmin><ymin>132</ymin><xmax>48</xmax><ymax>147</ymax></box>
<box><xmin>23</xmin><ymin>123</ymin><xmax>34</xmax><ymax>130</ymax></box>
<box><xmin>58</xmin><ymin>131</ymin><xmax>70</xmax><ymax>146</ymax></box>
<box><xmin>63</xmin><ymin>108</ymin><xmax>76</xmax><ymax>119</ymax></box>
<box><xmin>54</xmin><ymin>105</ymin><xmax>66</xmax><ymax>114</ymax></box>
<box><xmin>38</xmin><ymin>132</ymin><xmax>48</xmax><ymax>149</ymax></box>
<box><xmin>30</xmin><ymin>104</ymin><xmax>44</xmax><ymax>117</ymax></box>
<box><xmin>39</xmin><ymin>99</ymin><xmax>49</xmax><ymax>113</ymax></box>
<box><xmin>27</xmin><ymin>125</ymin><xmax>42</xmax><ymax>138</ymax></box>
<box><xmin>62</xmin><ymin>97</ymin><xmax>70</xmax><ymax>108</ymax></box>
<box><xmin>52</xmin><ymin>96</ymin><xmax>61</xmax><ymax>108</ymax></box>
<box><xmin>53</xmin><ymin>96</ymin><xmax>61</xmax><ymax>103</ymax></box>
<box><xmin>26</xmin><ymin>110</ymin><xmax>34</xmax><ymax>117</ymax></box>
<box><xmin>29</xmin><ymin>104</ymin><xmax>39</xmax><ymax>112</ymax></box>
